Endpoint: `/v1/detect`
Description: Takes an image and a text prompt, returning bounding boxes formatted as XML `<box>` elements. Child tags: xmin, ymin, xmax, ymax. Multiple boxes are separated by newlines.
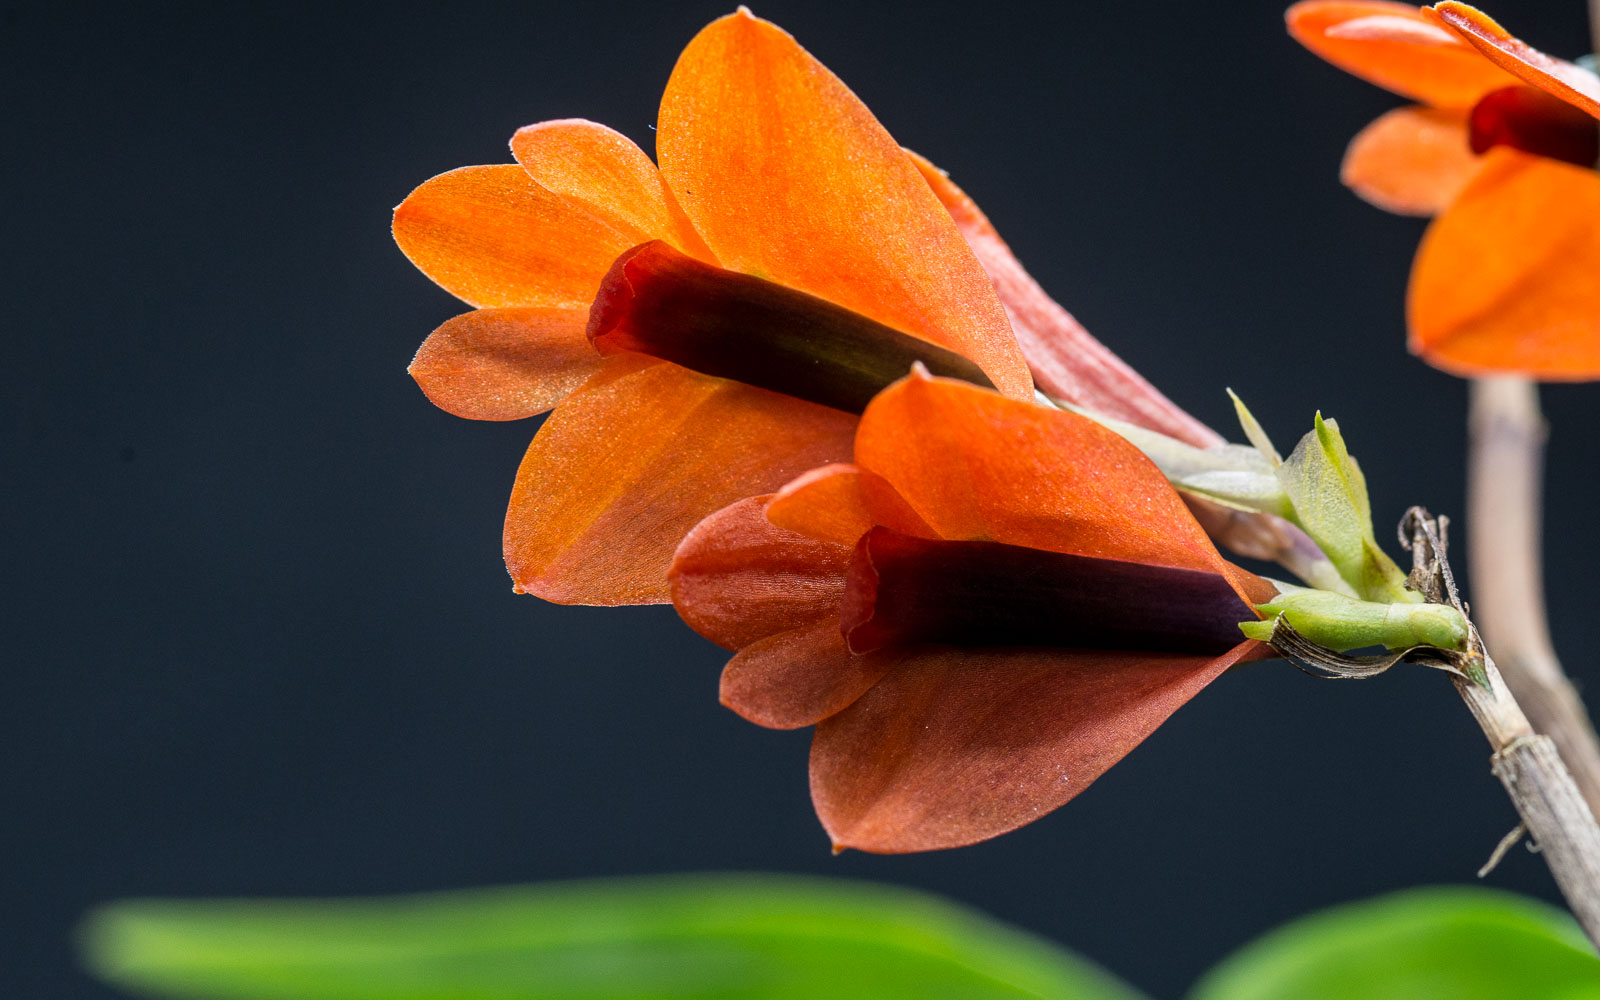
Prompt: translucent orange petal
<box><xmin>763</xmin><ymin>465</ymin><xmax>876</xmax><ymax>547</ymax></box>
<box><xmin>393</xmin><ymin>165</ymin><xmax>643</xmax><ymax>309</ymax></box>
<box><xmin>408</xmin><ymin>307</ymin><xmax>600</xmax><ymax>421</ymax></box>
<box><xmin>1341</xmin><ymin>106</ymin><xmax>1480</xmax><ymax>215</ymax></box>
<box><xmin>668</xmin><ymin>496</ymin><xmax>850</xmax><ymax>650</ymax></box>
<box><xmin>509</xmin><ymin>119</ymin><xmax>713</xmax><ymax>259</ymax></box>
<box><xmin>1431</xmin><ymin>2</ymin><xmax>1600</xmax><ymax>118</ymax></box>
<box><xmin>1286</xmin><ymin>0</ymin><xmax>1516</xmax><ymax>106</ymax></box>
<box><xmin>810</xmin><ymin>642</ymin><xmax>1257</xmax><ymax>853</ymax></box>
<box><xmin>855</xmin><ymin>372</ymin><xmax>1228</xmax><ymax>577</ymax></box>
<box><xmin>1408</xmin><ymin>149</ymin><xmax>1600</xmax><ymax>379</ymax></box>
<box><xmin>720</xmin><ymin>620</ymin><xmax>902</xmax><ymax>731</ymax></box>
<box><xmin>656</xmin><ymin>10</ymin><xmax>1031</xmax><ymax>399</ymax></box>
<box><xmin>504</xmin><ymin>356</ymin><xmax>856</xmax><ymax>605</ymax></box>
<box><xmin>907</xmin><ymin>151</ymin><xmax>1223</xmax><ymax>449</ymax></box>
<box><xmin>764</xmin><ymin>464</ymin><xmax>939</xmax><ymax>552</ymax></box>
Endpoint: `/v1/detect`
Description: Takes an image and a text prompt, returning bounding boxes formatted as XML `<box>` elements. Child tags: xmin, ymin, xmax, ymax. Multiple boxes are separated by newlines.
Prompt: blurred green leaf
<box><xmin>81</xmin><ymin>873</ymin><xmax>1146</xmax><ymax>1000</ymax></box>
<box><xmin>1188</xmin><ymin>886</ymin><xmax>1600</xmax><ymax>1000</ymax></box>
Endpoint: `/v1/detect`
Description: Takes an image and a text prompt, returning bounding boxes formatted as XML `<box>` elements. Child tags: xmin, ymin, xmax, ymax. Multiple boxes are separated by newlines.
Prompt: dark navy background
<box><xmin>6</xmin><ymin>1</ymin><xmax>1598</xmax><ymax>996</ymax></box>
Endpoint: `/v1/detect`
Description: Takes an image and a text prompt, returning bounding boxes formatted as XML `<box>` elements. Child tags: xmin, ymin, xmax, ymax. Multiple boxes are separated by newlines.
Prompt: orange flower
<box><xmin>1288</xmin><ymin>1</ymin><xmax>1600</xmax><ymax>377</ymax></box>
<box><xmin>669</xmin><ymin>371</ymin><xmax>1275</xmax><ymax>853</ymax></box>
<box><xmin>393</xmin><ymin>10</ymin><xmax>1031</xmax><ymax>605</ymax></box>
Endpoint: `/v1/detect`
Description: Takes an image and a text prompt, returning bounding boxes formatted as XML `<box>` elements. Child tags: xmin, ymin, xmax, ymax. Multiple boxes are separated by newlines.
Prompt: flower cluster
<box><xmin>394</xmin><ymin>5</ymin><xmax>1561</xmax><ymax>850</ymax></box>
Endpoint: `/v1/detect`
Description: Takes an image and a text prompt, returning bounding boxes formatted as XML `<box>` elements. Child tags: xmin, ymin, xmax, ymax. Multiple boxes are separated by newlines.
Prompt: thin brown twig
<box><xmin>1404</xmin><ymin>510</ymin><xmax>1600</xmax><ymax>948</ymax></box>
<box><xmin>1467</xmin><ymin>378</ymin><xmax>1600</xmax><ymax>818</ymax></box>
<box><xmin>1454</xmin><ymin>663</ymin><xmax>1600</xmax><ymax>946</ymax></box>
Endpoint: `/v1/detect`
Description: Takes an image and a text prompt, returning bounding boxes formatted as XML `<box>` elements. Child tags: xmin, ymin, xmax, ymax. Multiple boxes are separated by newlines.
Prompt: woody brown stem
<box><xmin>1452</xmin><ymin>654</ymin><xmax>1600</xmax><ymax>948</ymax></box>
<box><xmin>1467</xmin><ymin>378</ymin><xmax>1600</xmax><ymax>818</ymax></box>
<box><xmin>1400</xmin><ymin>509</ymin><xmax>1600</xmax><ymax>947</ymax></box>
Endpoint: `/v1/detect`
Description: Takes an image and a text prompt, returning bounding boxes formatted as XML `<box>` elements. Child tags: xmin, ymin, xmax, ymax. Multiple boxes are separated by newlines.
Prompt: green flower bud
<box><xmin>1239</xmin><ymin>586</ymin><xmax>1468</xmax><ymax>652</ymax></box>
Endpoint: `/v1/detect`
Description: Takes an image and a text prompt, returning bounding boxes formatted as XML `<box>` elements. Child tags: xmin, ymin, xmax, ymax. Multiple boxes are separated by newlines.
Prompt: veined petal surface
<box><xmin>504</xmin><ymin>356</ymin><xmax>855</xmax><ymax>605</ymax></box>
<box><xmin>656</xmin><ymin>10</ymin><xmax>1031</xmax><ymax>399</ymax></box>
<box><xmin>1341</xmin><ymin>106</ymin><xmax>1480</xmax><ymax>215</ymax></box>
<box><xmin>393</xmin><ymin>165</ymin><xmax>645</xmax><ymax>309</ymax></box>
<box><xmin>409</xmin><ymin>307</ymin><xmax>599</xmax><ymax>420</ymax></box>
<box><xmin>764</xmin><ymin>464</ymin><xmax>937</xmax><ymax>546</ymax></box>
<box><xmin>670</xmin><ymin>496</ymin><xmax>850</xmax><ymax>651</ymax></box>
<box><xmin>720</xmin><ymin>621</ymin><xmax>902</xmax><ymax>731</ymax></box>
<box><xmin>810</xmin><ymin>642</ymin><xmax>1257</xmax><ymax>853</ymax></box>
<box><xmin>855</xmin><ymin>374</ymin><xmax>1228</xmax><ymax>578</ymax></box>
<box><xmin>1409</xmin><ymin>149</ymin><xmax>1600</xmax><ymax>378</ymax></box>
<box><xmin>510</xmin><ymin>119</ymin><xmax>711</xmax><ymax>258</ymax></box>
<box><xmin>764</xmin><ymin>465</ymin><xmax>877</xmax><ymax>547</ymax></box>
<box><xmin>1286</xmin><ymin>0</ymin><xmax>1516</xmax><ymax>106</ymax></box>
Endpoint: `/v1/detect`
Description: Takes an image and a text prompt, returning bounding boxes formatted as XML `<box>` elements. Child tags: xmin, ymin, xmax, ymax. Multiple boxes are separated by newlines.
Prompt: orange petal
<box><xmin>855</xmin><ymin>373</ymin><xmax>1228</xmax><ymax>577</ymax></box>
<box><xmin>1286</xmin><ymin>0</ymin><xmax>1517</xmax><ymax>106</ymax></box>
<box><xmin>764</xmin><ymin>465</ymin><xmax>876</xmax><ymax>546</ymax></box>
<box><xmin>1432</xmin><ymin>2</ymin><xmax>1600</xmax><ymax>117</ymax></box>
<box><xmin>408</xmin><ymin>307</ymin><xmax>600</xmax><ymax>420</ymax></box>
<box><xmin>393</xmin><ymin>165</ymin><xmax>642</xmax><ymax>309</ymax></box>
<box><xmin>720</xmin><ymin>620</ymin><xmax>902</xmax><ymax>731</ymax></box>
<box><xmin>907</xmin><ymin>151</ymin><xmax>1223</xmax><ymax>449</ymax></box>
<box><xmin>810</xmin><ymin>642</ymin><xmax>1256</xmax><ymax>852</ymax></box>
<box><xmin>1408</xmin><ymin>149</ymin><xmax>1600</xmax><ymax>379</ymax></box>
<box><xmin>509</xmin><ymin>119</ymin><xmax>712</xmax><ymax>259</ymax></box>
<box><xmin>669</xmin><ymin>496</ymin><xmax>850</xmax><ymax>650</ymax></box>
<box><xmin>656</xmin><ymin>11</ymin><xmax>1031</xmax><ymax>399</ymax></box>
<box><xmin>765</xmin><ymin>463</ymin><xmax>940</xmax><ymax>546</ymax></box>
<box><xmin>504</xmin><ymin>355</ymin><xmax>856</xmax><ymax>605</ymax></box>
<box><xmin>1340</xmin><ymin>106</ymin><xmax>1480</xmax><ymax>215</ymax></box>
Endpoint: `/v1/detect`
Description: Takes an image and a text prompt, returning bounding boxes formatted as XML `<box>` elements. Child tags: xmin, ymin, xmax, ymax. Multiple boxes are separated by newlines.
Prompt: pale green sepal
<box><xmin>1252</xmin><ymin>587</ymin><xmax>1468</xmax><ymax>652</ymax></box>
<box><xmin>1276</xmin><ymin>414</ymin><xmax>1416</xmax><ymax>603</ymax></box>
<box><xmin>1292</xmin><ymin>558</ymin><xmax>1360</xmax><ymax>598</ymax></box>
<box><xmin>1173</xmin><ymin>470</ymin><xmax>1295</xmax><ymax>518</ymax></box>
<box><xmin>1227</xmin><ymin>389</ymin><xmax>1280</xmax><ymax>466</ymax></box>
<box><xmin>1238</xmin><ymin>619</ymin><xmax>1277</xmax><ymax>642</ymax></box>
<box><xmin>1060</xmin><ymin>405</ymin><xmax>1293</xmax><ymax>517</ymax></box>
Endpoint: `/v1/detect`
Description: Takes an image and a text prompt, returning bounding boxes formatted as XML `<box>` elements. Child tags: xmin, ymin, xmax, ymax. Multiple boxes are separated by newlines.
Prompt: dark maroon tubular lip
<box><xmin>842</xmin><ymin>527</ymin><xmax>1253</xmax><ymax>656</ymax></box>
<box><xmin>585</xmin><ymin>240</ymin><xmax>994</xmax><ymax>414</ymax></box>
<box><xmin>1469</xmin><ymin>85</ymin><xmax>1600</xmax><ymax>167</ymax></box>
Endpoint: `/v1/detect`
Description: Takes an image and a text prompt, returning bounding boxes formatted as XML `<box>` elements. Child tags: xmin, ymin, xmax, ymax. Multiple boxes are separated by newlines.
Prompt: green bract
<box><xmin>1276</xmin><ymin>414</ymin><xmax>1417</xmax><ymax>604</ymax></box>
<box><xmin>1239</xmin><ymin>585</ymin><xmax>1468</xmax><ymax>652</ymax></box>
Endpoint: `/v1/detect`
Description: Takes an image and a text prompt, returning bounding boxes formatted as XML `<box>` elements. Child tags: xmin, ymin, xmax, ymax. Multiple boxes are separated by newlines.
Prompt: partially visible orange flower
<box><xmin>1289</xmin><ymin>1</ymin><xmax>1600</xmax><ymax>377</ymax></box>
<box><xmin>394</xmin><ymin>11</ymin><xmax>1031</xmax><ymax>605</ymax></box>
<box><xmin>669</xmin><ymin>371</ymin><xmax>1275</xmax><ymax>853</ymax></box>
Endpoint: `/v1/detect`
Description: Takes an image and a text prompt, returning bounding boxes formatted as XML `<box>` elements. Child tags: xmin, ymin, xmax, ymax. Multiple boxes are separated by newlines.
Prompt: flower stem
<box><xmin>1402</xmin><ymin>508</ymin><xmax>1600</xmax><ymax>946</ymax></box>
<box><xmin>1467</xmin><ymin>377</ymin><xmax>1600</xmax><ymax>818</ymax></box>
<box><xmin>1452</xmin><ymin>651</ymin><xmax>1600</xmax><ymax>948</ymax></box>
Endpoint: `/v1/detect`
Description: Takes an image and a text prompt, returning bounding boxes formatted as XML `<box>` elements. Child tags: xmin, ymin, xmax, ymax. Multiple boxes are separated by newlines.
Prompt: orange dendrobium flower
<box><xmin>393</xmin><ymin>10</ymin><xmax>1032</xmax><ymax>606</ymax></box>
<box><xmin>669</xmin><ymin>371</ymin><xmax>1276</xmax><ymax>853</ymax></box>
<box><xmin>1288</xmin><ymin>1</ymin><xmax>1600</xmax><ymax>378</ymax></box>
